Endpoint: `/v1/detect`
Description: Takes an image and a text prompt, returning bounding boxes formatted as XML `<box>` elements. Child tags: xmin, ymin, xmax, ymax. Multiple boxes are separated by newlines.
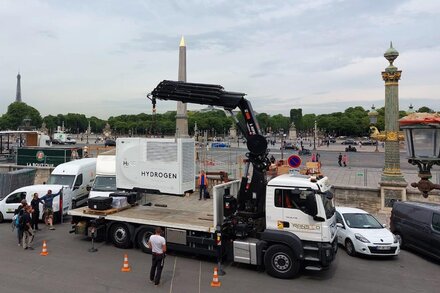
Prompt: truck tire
<box><xmin>264</xmin><ymin>244</ymin><xmax>300</xmax><ymax>279</ymax></box>
<box><xmin>110</xmin><ymin>223</ymin><xmax>132</xmax><ymax>249</ymax></box>
<box><xmin>137</xmin><ymin>227</ymin><xmax>154</xmax><ymax>253</ymax></box>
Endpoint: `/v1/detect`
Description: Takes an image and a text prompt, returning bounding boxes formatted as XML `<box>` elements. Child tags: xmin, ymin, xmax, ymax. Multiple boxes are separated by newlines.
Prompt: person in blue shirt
<box><xmin>39</xmin><ymin>189</ymin><xmax>62</xmax><ymax>230</ymax></box>
<box><xmin>198</xmin><ymin>170</ymin><xmax>208</xmax><ymax>200</ymax></box>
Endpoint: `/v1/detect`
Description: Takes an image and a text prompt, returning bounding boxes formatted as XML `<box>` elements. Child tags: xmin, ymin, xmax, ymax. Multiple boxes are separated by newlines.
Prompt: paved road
<box><xmin>0</xmin><ymin>220</ymin><xmax>438</xmax><ymax>293</ymax></box>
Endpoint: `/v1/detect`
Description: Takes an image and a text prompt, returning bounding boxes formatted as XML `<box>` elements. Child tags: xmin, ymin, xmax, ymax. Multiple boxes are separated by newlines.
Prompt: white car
<box><xmin>336</xmin><ymin>207</ymin><xmax>400</xmax><ymax>257</ymax></box>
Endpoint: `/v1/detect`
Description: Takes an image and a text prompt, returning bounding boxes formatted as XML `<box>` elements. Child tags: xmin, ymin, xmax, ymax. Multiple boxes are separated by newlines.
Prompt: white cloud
<box><xmin>0</xmin><ymin>0</ymin><xmax>439</xmax><ymax>120</ymax></box>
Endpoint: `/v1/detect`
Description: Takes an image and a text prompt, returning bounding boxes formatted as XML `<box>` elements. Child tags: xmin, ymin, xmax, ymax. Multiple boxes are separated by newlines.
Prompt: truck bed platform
<box><xmin>69</xmin><ymin>193</ymin><xmax>215</xmax><ymax>233</ymax></box>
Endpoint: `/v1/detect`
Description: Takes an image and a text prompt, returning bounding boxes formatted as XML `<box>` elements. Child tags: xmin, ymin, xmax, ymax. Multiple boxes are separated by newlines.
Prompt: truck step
<box><xmin>305</xmin><ymin>266</ymin><xmax>322</xmax><ymax>271</ymax></box>
<box><xmin>304</xmin><ymin>256</ymin><xmax>320</xmax><ymax>262</ymax></box>
<box><xmin>303</xmin><ymin>245</ymin><xmax>319</xmax><ymax>251</ymax></box>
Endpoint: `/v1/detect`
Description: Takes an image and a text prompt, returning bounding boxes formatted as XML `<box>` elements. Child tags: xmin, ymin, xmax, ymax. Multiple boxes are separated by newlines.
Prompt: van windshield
<box><xmin>92</xmin><ymin>176</ymin><xmax>117</xmax><ymax>192</ymax></box>
<box><xmin>47</xmin><ymin>175</ymin><xmax>75</xmax><ymax>187</ymax></box>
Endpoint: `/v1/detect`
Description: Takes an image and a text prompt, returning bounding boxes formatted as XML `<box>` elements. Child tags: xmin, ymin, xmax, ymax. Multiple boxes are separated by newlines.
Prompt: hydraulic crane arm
<box><xmin>150</xmin><ymin>80</ymin><xmax>270</xmax><ymax>217</ymax></box>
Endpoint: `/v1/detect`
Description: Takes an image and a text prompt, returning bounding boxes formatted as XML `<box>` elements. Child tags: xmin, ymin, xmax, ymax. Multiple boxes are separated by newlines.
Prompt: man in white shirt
<box><xmin>148</xmin><ymin>227</ymin><xmax>167</xmax><ymax>286</ymax></box>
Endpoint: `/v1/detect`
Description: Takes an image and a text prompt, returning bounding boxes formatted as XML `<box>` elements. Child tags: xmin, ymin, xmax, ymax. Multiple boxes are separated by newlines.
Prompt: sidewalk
<box><xmin>320</xmin><ymin>166</ymin><xmax>427</xmax><ymax>193</ymax></box>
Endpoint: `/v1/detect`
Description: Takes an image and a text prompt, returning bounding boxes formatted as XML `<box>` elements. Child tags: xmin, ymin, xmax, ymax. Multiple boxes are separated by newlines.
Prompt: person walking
<box><xmin>148</xmin><ymin>227</ymin><xmax>166</xmax><ymax>286</ymax></box>
<box><xmin>338</xmin><ymin>153</ymin><xmax>342</xmax><ymax>167</ymax></box>
<box><xmin>198</xmin><ymin>170</ymin><xmax>208</xmax><ymax>200</ymax></box>
<box><xmin>343</xmin><ymin>153</ymin><xmax>348</xmax><ymax>167</ymax></box>
<box><xmin>30</xmin><ymin>193</ymin><xmax>41</xmax><ymax>231</ymax></box>
<box><xmin>311</xmin><ymin>153</ymin><xmax>316</xmax><ymax>162</ymax></box>
<box><xmin>22</xmin><ymin>206</ymin><xmax>35</xmax><ymax>250</ymax></box>
<box><xmin>14</xmin><ymin>199</ymin><xmax>27</xmax><ymax>246</ymax></box>
<box><xmin>39</xmin><ymin>188</ymin><xmax>62</xmax><ymax>230</ymax></box>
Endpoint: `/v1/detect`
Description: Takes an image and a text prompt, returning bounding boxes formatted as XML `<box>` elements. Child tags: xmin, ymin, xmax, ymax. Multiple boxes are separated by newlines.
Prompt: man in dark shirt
<box><xmin>40</xmin><ymin>189</ymin><xmax>62</xmax><ymax>230</ymax></box>
<box><xmin>30</xmin><ymin>193</ymin><xmax>41</xmax><ymax>231</ymax></box>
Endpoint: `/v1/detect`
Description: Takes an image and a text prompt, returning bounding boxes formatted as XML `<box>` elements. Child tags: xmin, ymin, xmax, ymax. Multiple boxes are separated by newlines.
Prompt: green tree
<box><xmin>290</xmin><ymin>108</ymin><xmax>303</xmax><ymax>130</ymax></box>
<box><xmin>0</xmin><ymin>102</ymin><xmax>42</xmax><ymax>130</ymax></box>
<box><xmin>417</xmin><ymin>106</ymin><xmax>434</xmax><ymax>113</ymax></box>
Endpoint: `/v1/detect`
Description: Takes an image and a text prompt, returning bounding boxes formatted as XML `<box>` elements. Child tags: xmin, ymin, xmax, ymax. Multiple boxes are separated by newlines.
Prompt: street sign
<box><xmin>287</xmin><ymin>155</ymin><xmax>302</xmax><ymax>168</ymax></box>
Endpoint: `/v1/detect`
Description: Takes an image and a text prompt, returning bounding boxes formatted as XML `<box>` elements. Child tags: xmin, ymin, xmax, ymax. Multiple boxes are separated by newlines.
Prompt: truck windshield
<box><xmin>320</xmin><ymin>193</ymin><xmax>335</xmax><ymax>219</ymax></box>
<box><xmin>47</xmin><ymin>175</ymin><xmax>75</xmax><ymax>187</ymax></box>
<box><xmin>92</xmin><ymin>176</ymin><xmax>117</xmax><ymax>192</ymax></box>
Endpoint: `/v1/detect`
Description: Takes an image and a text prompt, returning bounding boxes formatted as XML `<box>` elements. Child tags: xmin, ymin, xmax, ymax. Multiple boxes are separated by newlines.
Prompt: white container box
<box><xmin>116</xmin><ymin>138</ymin><xmax>195</xmax><ymax>195</ymax></box>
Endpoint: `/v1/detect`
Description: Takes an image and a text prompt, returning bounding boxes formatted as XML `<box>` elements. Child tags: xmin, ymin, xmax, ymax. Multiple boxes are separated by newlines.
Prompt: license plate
<box><xmin>376</xmin><ymin>246</ymin><xmax>390</xmax><ymax>250</ymax></box>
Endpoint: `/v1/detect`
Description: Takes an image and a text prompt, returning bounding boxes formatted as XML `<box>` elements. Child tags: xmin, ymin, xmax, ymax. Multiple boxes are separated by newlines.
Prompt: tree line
<box><xmin>0</xmin><ymin>101</ymin><xmax>436</xmax><ymax>138</ymax></box>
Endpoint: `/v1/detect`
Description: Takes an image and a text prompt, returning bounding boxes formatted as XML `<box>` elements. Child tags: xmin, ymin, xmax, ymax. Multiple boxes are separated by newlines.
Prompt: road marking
<box><xmin>169</xmin><ymin>257</ymin><xmax>177</xmax><ymax>293</ymax></box>
<box><xmin>198</xmin><ymin>261</ymin><xmax>202</xmax><ymax>293</ymax></box>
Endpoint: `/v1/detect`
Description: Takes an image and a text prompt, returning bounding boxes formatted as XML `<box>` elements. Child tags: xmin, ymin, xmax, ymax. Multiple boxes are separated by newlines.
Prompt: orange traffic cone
<box><xmin>121</xmin><ymin>254</ymin><xmax>131</xmax><ymax>272</ymax></box>
<box><xmin>210</xmin><ymin>267</ymin><xmax>221</xmax><ymax>287</ymax></box>
<box><xmin>40</xmin><ymin>240</ymin><xmax>48</xmax><ymax>256</ymax></box>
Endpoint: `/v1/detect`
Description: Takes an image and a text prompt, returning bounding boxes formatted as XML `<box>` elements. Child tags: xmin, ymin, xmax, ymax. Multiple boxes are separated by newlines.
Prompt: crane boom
<box><xmin>150</xmin><ymin>80</ymin><xmax>270</xmax><ymax>217</ymax></box>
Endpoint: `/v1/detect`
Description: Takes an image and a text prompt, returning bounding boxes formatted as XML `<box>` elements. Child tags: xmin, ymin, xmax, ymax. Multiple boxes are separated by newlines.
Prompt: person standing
<box><xmin>343</xmin><ymin>153</ymin><xmax>348</xmax><ymax>167</ymax></box>
<box><xmin>14</xmin><ymin>199</ymin><xmax>27</xmax><ymax>246</ymax></box>
<box><xmin>338</xmin><ymin>153</ymin><xmax>342</xmax><ymax>167</ymax></box>
<box><xmin>39</xmin><ymin>188</ymin><xmax>62</xmax><ymax>230</ymax></box>
<box><xmin>198</xmin><ymin>170</ymin><xmax>208</xmax><ymax>200</ymax></box>
<box><xmin>22</xmin><ymin>206</ymin><xmax>34</xmax><ymax>250</ymax></box>
<box><xmin>30</xmin><ymin>193</ymin><xmax>41</xmax><ymax>231</ymax></box>
<box><xmin>148</xmin><ymin>227</ymin><xmax>166</xmax><ymax>286</ymax></box>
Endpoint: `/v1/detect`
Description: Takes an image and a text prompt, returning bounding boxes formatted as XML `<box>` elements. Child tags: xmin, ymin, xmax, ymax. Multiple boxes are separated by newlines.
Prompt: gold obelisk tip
<box><xmin>180</xmin><ymin>36</ymin><xmax>185</xmax><ymax>47</ymax></box>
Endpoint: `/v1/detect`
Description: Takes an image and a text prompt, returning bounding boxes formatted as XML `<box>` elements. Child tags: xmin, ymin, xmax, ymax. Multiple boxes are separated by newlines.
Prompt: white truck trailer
<box><xmin>68</xmin><ymin>81</ymin><xmax>337</xmax><ymax>279</ymax></box>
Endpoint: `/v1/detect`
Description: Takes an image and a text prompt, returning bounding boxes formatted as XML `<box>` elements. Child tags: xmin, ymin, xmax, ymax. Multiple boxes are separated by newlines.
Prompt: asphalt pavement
<box><xmin>0</xmin><ymin>221</ymin><xmax>438</xmax><ymax>293</ymax></box>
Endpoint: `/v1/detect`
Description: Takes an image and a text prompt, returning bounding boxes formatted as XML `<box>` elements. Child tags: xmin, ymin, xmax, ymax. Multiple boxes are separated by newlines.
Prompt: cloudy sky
<box><xmin>1</xmin><ymin>0</ymin><xmax>439</xmax><ymax>119</ymax></box>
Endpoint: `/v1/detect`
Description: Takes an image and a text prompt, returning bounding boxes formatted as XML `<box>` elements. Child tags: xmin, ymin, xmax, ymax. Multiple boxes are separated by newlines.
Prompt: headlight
<box><xmin>355</xmin><ymin>233</ymin><xmax>370</xmax><ymax>243</ymax></box>
<box><xmin>393</xmin><ymin>234</ymin><xmax>398</xmax><ymax>244</ymax></box>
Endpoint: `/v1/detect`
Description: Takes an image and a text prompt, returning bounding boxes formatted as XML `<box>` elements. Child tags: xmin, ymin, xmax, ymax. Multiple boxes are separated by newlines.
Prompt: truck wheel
<box><xmin>264</xmin><ymin>244</ymin><xmax>300</xmax><ymax>279</ymax></box>
<box><xmin>110</xmin><ymin>223</ymin><xmax>132</xmax><ymax>249</ymax></box>
<box><xmin>137</xmin><ymin>228</ymin><xmax>154</xmax><ymax>253</ymax></box>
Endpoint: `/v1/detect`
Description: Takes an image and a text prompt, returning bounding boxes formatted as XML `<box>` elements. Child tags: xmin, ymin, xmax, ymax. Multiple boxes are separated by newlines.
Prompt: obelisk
<box><xmin>176</xmin><ymin>36</ymin><xmax>189</xmax><ymax>137</ymax></box>
<box><xmin>15</xmin><ymin>72</ymin><xmax>22</xmax><ymax>102</ymax></box>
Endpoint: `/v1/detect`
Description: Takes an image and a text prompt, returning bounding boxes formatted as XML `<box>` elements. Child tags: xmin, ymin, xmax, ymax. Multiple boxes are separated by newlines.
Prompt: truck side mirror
<box><xmin>86</xmin><ymin>186</ymin><xmax>91</xmax><ymax>191</ymax></box>
<box><xmin>305</xmin><ymin>194</ymin><xmax>318</xmax><ymax>217</ymax></box>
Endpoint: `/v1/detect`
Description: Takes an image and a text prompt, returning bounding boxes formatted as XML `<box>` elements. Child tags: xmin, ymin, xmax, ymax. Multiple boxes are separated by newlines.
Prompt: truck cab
<box><xmin>266</xmin><ymin>174</ymin><xmax>336</xmax><ymax>243</ymax></box>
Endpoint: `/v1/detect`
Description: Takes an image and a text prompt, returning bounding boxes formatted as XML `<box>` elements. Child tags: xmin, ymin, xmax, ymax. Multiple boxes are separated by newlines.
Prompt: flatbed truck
<box><xmin>69</xmin><ymin>81</ymin><xmax>337</xmax><ymax>278</ymax></box>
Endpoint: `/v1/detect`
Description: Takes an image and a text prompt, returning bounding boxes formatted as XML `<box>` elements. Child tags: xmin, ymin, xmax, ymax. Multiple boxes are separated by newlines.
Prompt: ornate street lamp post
<box><xmin>368</xmin><ymin>105</ymin><xmax>379</xmax><ymax>152</ymax></box>
<box><xmin>399</xmin><ymin>113</ymin><xmax>440</xmax><ymax>197</ymax></box>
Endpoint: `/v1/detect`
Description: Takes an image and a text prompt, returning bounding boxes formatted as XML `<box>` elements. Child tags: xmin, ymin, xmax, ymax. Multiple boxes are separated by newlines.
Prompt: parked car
<box><xmin>323</xmin><ymin>138</ymin><xmax>336</xmax><ymax>144</ymax></box>
<box><xmin>51</xmin><ymin>138</ymin><xmax>65</xmax><ymax>145</ymax></box>
<box><xmin>283</xmin><ymin>143</ymin><xmax>298</xmax><ymax>150</ymax></box>
<box><xmin>361</xmin><ymin>140</ymin><xmax>377</xmax><ymax>146</ymax></box>
<box><xmin>298</xmin><ymin>148</ymin><xmax>311</xmax><ymax>156</ymax></box>
<box><xmin>390</xmin><ymin>201</ymin><xmax>440</xmax><ymax>261</ymax></box>
<box><xmin>104</xmin><ymin>139</ymin><xmax>116</xmax><ymax>147</ymax></box>
<box><xmin>345</xmin><ymin>145</ymin><xmax>357</xmax><ymax>152</ymax></box>
<box><xmin>336</xmin><ymin>207</ymin><xmax>400</xmax><ymax>257</ymax></box>
<box><xmin>65</xmin><ymin>137</ymin><xmax>77</xmax><ymax>145</ymax></box>
<box><xmin>341</xmin><ymin>139</ymin><xmax>356</xmax><ymax>145</ymax></box>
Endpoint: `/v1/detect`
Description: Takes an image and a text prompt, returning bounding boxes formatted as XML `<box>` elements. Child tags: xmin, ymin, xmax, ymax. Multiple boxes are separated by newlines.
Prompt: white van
<box><xmin>0</xmin><ymin>184</ymin><xmax>72</xmax><ymax>222</ymax></box>
<box><xmin>47</xmin><ymin>158</ymin><xmax>96</xmax><ymax>208</ymax></box>
<box><xmin>89</xmin><ymin>150</ymin><xmax>117</xmax><ymax>199</ymax></box>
